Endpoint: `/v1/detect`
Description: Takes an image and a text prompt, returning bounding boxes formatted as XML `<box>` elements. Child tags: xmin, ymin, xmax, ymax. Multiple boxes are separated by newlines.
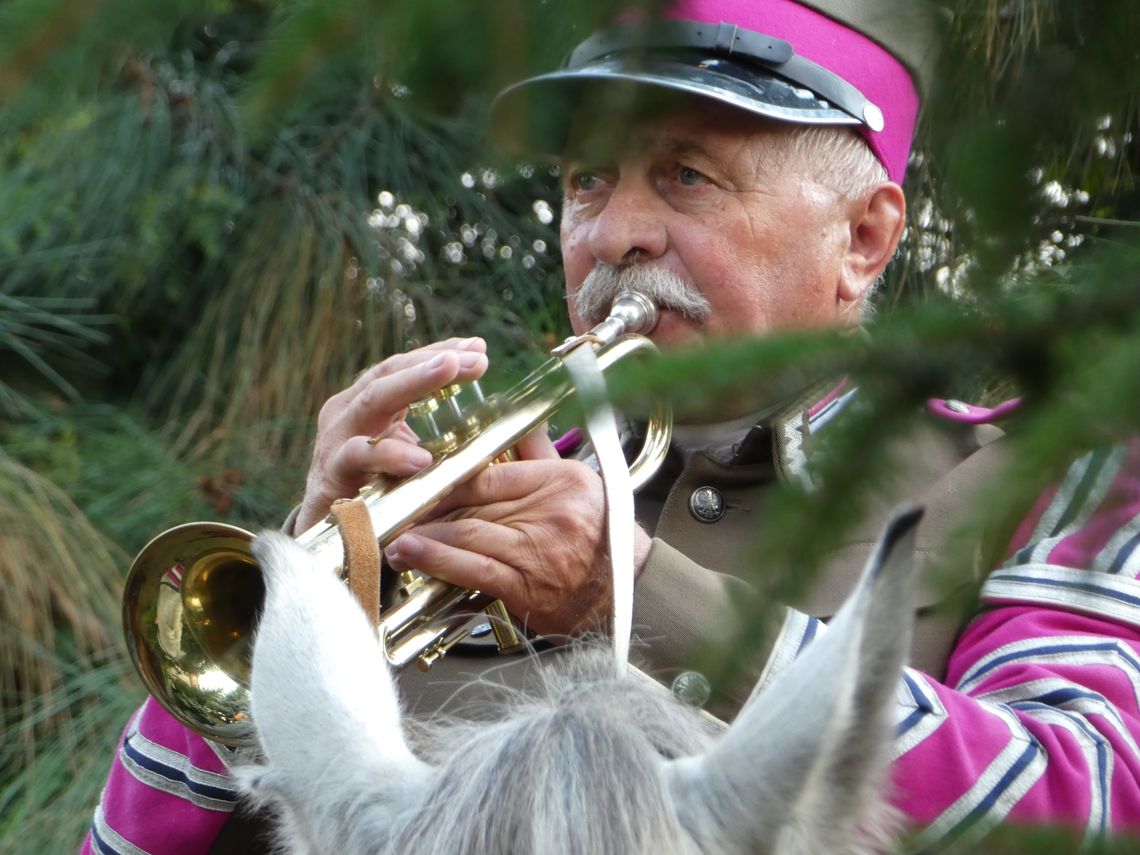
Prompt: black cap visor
<box><xmin>493</xmin><ymin>55</ymin><xmax>860</xmax><ymax>158</ymax></box>
<box><xmin>490</xmin><ymin>20</ymin><xmax>881</xmax><ymax>158</ymax></box>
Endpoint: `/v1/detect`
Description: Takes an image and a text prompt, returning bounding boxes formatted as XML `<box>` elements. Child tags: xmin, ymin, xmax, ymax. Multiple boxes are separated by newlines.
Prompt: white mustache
<box><xmin>572</xmin><ymin>264</ymin><xmax>712</xmax><ymax>326</ymax></box>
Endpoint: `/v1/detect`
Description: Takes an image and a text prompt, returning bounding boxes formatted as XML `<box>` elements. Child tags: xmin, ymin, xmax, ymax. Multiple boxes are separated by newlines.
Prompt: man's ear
<box><xmin>837</xmin><ymin>181</ymin><xmax>906</xmax><ymax>305</ymax></box>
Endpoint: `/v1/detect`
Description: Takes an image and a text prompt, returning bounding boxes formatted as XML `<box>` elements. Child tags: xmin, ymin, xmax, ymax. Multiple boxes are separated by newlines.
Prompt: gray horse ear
<box><xmin>246</xmin><ymin>533</ymin><xmax>431</xmax><ymax>806</ymax></box>
<box><xmin>665</xmin><ymin>506</ymin><xmax>923</xmax><ymax>854</ymax></box>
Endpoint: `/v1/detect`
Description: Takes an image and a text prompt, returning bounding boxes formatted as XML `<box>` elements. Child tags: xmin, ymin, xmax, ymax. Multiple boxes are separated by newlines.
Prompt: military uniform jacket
<box><xmin>629</xmin><ymin>391</ymin><xmax>1010</xmax><ymax>714</ymax></box>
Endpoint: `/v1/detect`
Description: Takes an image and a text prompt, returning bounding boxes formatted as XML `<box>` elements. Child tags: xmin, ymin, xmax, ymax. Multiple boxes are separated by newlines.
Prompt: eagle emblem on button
<box><xmin>689</xmin><ymin>486</ymin><xmax>726</xmax><ymax>523</ymax></box>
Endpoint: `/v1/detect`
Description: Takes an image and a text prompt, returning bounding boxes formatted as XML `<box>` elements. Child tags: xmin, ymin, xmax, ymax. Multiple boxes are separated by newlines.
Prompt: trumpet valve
<box><xmin>408</xmin><ymin>381</ymin><xmax>488</xmax><ymax>457</ymax></box>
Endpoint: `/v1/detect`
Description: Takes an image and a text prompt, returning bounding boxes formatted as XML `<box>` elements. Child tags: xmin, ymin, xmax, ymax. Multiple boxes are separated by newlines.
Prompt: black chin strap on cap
<box><xmin>564</xmin><ymin>19</ymin><xmax>884</xmax><ymax>132</ymax></box>
<box><xmin>567</xmin><ymin>20</ymin><xmax>796</xmax><ymax>67</ymax></box>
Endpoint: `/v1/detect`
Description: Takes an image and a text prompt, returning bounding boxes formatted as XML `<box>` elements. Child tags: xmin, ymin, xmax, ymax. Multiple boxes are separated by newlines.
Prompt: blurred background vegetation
<box><xmin>1</xmin><ymin>0</ymin><xmax>1139</xmax><ymax>851</ymax></box>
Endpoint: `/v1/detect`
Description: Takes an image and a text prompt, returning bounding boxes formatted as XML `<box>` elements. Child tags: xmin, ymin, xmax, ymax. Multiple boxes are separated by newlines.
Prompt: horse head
<box><xmin>236</xmin><ymin>507</ymin><xmax>922</xmax><ymax>855</ymax></box>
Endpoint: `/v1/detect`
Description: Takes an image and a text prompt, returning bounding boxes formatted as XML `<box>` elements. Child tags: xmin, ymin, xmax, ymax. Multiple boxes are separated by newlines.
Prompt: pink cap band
<box><xmin>666</xmin><ymin>0</ymin><xmax>920</xmax><ymax>182</ymax></box>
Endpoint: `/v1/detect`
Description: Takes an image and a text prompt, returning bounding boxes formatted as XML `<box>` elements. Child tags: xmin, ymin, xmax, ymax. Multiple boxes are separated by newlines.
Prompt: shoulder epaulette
<box><xmin>926</xmin><ymin>397</ymin><xmax>1021</xmax><ymax>425</ymax></box>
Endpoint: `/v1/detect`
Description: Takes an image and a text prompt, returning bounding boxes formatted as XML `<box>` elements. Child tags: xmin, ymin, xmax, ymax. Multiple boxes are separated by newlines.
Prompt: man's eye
<box><xmin>678</xmin><ymin>166</ymin><xmax>705</xmax><ymax>186</ymax></box>
<box><xmin>572</xmin><ymin>172</ymin><xmax>602</xmax><ymax>192</ymax></box>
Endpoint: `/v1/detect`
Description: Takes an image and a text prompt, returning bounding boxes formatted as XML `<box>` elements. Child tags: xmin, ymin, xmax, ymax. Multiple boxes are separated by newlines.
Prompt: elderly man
<box><xmin>87</xmin><ymin>1</ymin><xmax>1140</xmax><ymax>853</ymax></box>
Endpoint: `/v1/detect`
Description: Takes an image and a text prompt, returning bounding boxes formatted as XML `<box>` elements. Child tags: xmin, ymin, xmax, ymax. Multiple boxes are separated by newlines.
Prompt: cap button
<box><xmin>689</xmin><ymin>486</ymin><xmax>726</xmax><ymax>523</ymax></box>
<box><xmin>863</xmin><ymin>102</ymin><xmax>885</xmax><ymax>132</ymax></box>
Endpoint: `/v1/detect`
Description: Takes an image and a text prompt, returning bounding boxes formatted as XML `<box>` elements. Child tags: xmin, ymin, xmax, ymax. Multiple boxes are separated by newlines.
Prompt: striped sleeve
<box><xmin>81</xmin><ymin>698</ymin><xmax>239</xmax><ymax>854</ymax></box>
<box><xmin>748</xmin><ymin>607</ymin><xmax>825</xmax><ymax>698</ymax></box>
<box><xmin>890</xmin><ymin>440</ymin><xmax>1140</xmax><ymax>851</ymax></box>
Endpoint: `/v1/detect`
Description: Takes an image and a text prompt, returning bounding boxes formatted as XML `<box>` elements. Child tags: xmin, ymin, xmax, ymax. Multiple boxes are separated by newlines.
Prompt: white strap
<box><xmin>562</xmin><ymin>344</ymin><xmax>634</xmax><ymax>677</ymax></box>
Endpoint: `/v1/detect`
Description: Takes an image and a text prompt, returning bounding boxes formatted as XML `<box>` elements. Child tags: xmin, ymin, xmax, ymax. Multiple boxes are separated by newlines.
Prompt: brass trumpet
<box><xmin>122</xmin><ymin>293</ymin><xmax>671</xmax><ymax>747</ymax></box>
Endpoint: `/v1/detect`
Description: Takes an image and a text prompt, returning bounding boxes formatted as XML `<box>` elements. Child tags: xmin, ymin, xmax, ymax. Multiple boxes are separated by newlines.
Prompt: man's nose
<box><xmin>587</xmin><ymin>178</ymin><xmax>668</xmax><ymax>267</ymax></box>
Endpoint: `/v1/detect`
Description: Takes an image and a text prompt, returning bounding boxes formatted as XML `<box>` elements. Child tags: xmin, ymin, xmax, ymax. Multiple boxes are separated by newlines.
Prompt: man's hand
<box><xmin>294</xmin><ymin>338</ymin><xmax>488</xmax><ymax>534</ymax></box>
<box><xmin>382</xmin><ymin>432</ymin><xmax>653</xmax><ymax>637</ymax></box>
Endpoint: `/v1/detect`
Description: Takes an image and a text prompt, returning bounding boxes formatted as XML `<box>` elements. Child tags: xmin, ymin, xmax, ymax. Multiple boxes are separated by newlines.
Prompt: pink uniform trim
<box><xmin>554</xmin><ymin>427</ymin><xmax>585</xmax><ymax>456</ymax></box>
<box><xmin>666</xmin><ymin>0</ymin><xmax>920</xmax><ymax>181</ymax></box>
<box><xmin>807</xmin><ymin>378</ymin><xmax>850</xmax><ymax>418</ymax></box>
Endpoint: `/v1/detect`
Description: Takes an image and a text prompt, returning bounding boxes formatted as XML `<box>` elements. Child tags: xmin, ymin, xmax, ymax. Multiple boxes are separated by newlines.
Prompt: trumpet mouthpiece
<box><xmin>610</xmin><ymin>292</ymin><xmax>659</xmax><ymax>336</ymax></box>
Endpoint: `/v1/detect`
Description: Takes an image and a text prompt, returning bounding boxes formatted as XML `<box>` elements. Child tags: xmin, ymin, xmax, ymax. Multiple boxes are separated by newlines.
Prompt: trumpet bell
<box><xmin>123</xmin><ymin>522</ymin><xmax>260</xmax><ymax>746</ymax></box>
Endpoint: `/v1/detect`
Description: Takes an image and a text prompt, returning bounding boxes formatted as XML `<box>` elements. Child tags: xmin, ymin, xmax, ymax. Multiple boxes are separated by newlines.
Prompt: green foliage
<box><xmin>0</xmin><ymin>3</ymin><xmax>571</xmax><ymax>845</ymax></box>
<box><xmin>0</xmin><ymin>294</ymin><xmax>110</xmax><ymax>413</ymax></box>
<box><xmin>0</xmin><ymin>448</ymin><xmax>138</xmax><ymax>854</ymax></box>
<box><xmin>887</xmin><ymin>0</ymin><xmax>1140</xmax><ymax>309</ymax></box>
<box><xmin>0</xmin><ymin>656</ymin><xmax>141</xmax><ymax>852</ymax></box>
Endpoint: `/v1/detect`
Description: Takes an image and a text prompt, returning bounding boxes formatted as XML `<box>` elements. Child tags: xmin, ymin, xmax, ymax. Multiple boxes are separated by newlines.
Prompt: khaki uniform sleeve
<box><xmin>633</xmin><ymin>537</ymin><xmax>784</xmax><ymax>716</ymax></box>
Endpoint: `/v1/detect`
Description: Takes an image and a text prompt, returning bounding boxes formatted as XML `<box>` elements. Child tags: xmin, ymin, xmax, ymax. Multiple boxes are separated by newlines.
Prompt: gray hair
<box><xmin>782</xmin><ymin>125</ymin><xmax>891</xmax><ymax>310</ymax></box>
<box><xmin>785</xmin><ymin>125</ymin><xmax>889</xmax><ymax>199</ymax></box>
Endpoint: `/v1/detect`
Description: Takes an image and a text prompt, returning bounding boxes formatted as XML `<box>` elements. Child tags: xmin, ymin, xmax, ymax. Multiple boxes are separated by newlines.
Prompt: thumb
<box><xmin>514</xmin><ymin>422</ymin><xmax>559</xmax><ymax>460</ymax></box>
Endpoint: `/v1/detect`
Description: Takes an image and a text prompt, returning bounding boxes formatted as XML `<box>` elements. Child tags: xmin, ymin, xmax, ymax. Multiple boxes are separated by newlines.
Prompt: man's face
<box><xmin>559</xmin><ymin>98</ymin><xmax>864</xmax><ymax>347</ymax></box>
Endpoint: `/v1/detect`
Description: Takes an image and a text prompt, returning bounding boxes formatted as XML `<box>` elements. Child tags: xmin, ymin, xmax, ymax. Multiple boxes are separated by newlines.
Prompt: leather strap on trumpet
<box><xmin>330</xmin><ymin>497</ymin><xmax>381</xmax><ymax>632</ymax></box>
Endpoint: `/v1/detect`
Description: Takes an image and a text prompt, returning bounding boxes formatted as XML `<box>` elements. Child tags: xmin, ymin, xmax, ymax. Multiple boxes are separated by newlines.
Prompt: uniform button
<box><xmin>671</xmin><ymin>671</ymin><xmax>712</xmax><ymax>708</ymax></box>
<box><xmin>689</xmin><ymin>486</ymin><xmax>726</xmax><ymax>523</ymax></box>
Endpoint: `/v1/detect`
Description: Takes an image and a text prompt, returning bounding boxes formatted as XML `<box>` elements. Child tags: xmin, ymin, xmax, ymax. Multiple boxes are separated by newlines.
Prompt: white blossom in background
<box><xmin>533</xmin><ymin>199</ymin><xmax>554</xmax><ymax>225</ymax></box>
<box><xmin>358</xmin><ymin>170</ymin><xmax>560</xmax><ymax>346</ymax></box>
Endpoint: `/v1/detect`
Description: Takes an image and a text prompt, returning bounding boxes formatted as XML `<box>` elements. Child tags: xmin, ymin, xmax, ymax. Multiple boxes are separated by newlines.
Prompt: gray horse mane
<box><xmin>396</xmin><ymin>648</ymin><xmax>719</xmax><ymax>855</ymax></box>
<box><xmin>236</xmin><ymin>509</ymin><xmax>921</xmax><ymax>855</ymax></box>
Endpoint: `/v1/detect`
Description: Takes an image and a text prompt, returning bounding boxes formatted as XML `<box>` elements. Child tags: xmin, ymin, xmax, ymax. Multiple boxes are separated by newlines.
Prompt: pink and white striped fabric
<box><xmin>83</xmin><ymin>438</ymin><xmax>1140</xmax><ymax>853</ymax></box>
<box><xmin>906</xmin><ymin>441</ymin><xmax>1140</xmax><ymax>845</ymax></box>
<box><xmin>763</xmin><ymin>440</ymin><xmax>1140</xmax><ymax>849</ymax></box>
<box><xmin>83</xmin><ymin>700</ymin><xmax>239</xmax><ymax>854</ymax></box>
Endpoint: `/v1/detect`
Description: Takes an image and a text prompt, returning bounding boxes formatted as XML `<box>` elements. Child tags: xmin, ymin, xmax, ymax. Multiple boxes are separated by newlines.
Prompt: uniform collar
<box><xmin>665</xmin><ymin>376</ymin><xmax>853</xmax><ymax>472</ymax></box>
<box><xmin>768</xmin><ymin>378</ymin><xmax>855</xmax><ymax>484</ymax></box>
